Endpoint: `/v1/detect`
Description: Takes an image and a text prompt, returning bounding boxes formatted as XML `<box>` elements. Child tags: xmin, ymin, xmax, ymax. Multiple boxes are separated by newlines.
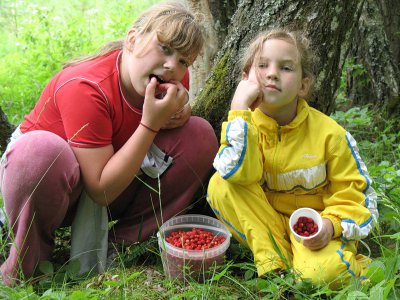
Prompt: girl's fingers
<box><xmin>247</xmin><ymin>67</ymin><xmax>259</xmax><ymax>83</ymax></box>
<box><xmin>145</xmin><ymin>77</ymin><xmax>157</xmax><ymax>99</ymax></box>
<box><xmin>157</xmin><ymin>83</ymin><xmax>178</xmax><ymax>101</ymax></box>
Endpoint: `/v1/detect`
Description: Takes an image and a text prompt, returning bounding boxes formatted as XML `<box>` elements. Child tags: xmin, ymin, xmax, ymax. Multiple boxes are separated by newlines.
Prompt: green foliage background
<box><xmin>0</xmin><ymin>0</ymin><xmax>159</xmax><ymax>124</ymax></box>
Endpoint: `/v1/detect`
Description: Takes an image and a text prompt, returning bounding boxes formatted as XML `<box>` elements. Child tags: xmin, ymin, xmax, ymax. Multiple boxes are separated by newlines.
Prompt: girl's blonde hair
<box><xmin>241</xmin><ymin>28</ymin><xmax>316</xmax><ymax>89</ymax></box>
<box><xmin>64</xmin><ymin>1</ymin><xmax>204</xmax><ymax>68</ymax></box>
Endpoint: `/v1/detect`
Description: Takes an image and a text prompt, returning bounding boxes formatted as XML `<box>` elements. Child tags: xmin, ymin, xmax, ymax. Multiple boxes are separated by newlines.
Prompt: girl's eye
<box><xmin>282</xmin><ymin>65</ymin><xmax>293</xmax><ymax>71</ymax></box>
<box><xmin>258</xmin><ymin>63</ymin><xmax>268</xmax><ymax>68</ymax></box>
<box><xmin>160</xmin><ymin>44</ymin><xmax>173</xmax><ymax>55</ymax></box>
<box><xmin>180</xmin><ymin>59</ymin><xmax>189</xmax><ymax>68</ymax></box>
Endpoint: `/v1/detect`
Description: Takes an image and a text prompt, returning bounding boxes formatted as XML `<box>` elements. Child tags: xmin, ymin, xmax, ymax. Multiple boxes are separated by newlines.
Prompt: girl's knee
<box><xmin>184</xmin><ymin>116</ymin><xmax>218</xmax><ymax>155</ymax></box>
<box><xmin>296</xmin><ymin>259</ymin><xmax>338</xmax><ymax>285</ymax></box>
<box><xmin>1</xmin><ymin>131</ymin><xmax>80</xmax><ymax>205</ymax></box>
<box><xmin>294</xmin><ymin>249</ymin><xmax>360</xmax><ymax>288</ymax></box>
<box><xmin>8</xmin><ymin>130</ymin><xmax>76</xmax><ymax>170</ymax></box>
<box><xmin>207</xmin><ymin>173</ymin><xmax>234</xmax><ymax>204</ymax></box>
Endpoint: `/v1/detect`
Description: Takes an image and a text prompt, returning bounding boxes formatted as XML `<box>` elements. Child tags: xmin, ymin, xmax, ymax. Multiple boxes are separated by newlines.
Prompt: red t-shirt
<box><xmin>21</xmin><ymin>51</ymin><xmax>189</xmax><ymax>151</ymax></box>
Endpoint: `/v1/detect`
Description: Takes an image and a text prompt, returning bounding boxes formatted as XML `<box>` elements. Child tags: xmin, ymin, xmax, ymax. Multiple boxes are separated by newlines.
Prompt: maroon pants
<box><xmin>0</xmin><ymin>116</ymin><xmax>218</xmax><ymax>285</ymax></box>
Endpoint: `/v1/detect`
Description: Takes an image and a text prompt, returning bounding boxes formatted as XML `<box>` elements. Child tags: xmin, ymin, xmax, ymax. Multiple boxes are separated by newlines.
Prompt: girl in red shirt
<box><xmin>0</xmin><ymin>1</ymin><xmax>218</xmax><ymax>285</ymax></box>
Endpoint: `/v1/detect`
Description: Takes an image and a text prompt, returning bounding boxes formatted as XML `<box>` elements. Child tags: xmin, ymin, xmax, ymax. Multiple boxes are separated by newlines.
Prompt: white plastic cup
<box><xmin>289</xmin><ymin>208</ymin><xmax>323</xmax><ymax>242</ymax></box>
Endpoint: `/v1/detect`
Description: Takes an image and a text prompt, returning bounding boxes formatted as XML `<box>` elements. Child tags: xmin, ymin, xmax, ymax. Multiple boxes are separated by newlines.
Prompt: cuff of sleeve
<box><xmin>322</xmin><ymin>215</ymin><xmax>342</xmax><ymax>239</ymax></box>
<box><xmin>228</xmin><ymin>110</ymin><xmax>252</xmax><ymax>123</ymax></box>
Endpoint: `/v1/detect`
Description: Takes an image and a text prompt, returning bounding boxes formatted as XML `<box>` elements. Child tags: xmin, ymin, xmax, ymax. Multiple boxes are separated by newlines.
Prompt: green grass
<box><xmin>0</xmin><ymin>0</ymin><xmax>399</xmax><ymax>299</ymax></box>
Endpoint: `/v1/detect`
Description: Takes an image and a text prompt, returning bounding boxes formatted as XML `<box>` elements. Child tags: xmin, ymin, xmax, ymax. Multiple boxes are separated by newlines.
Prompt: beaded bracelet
<box><xmin>140</xmin><ymin>122</ymin><xmax>159</xmax><ymax>134</ymax></box>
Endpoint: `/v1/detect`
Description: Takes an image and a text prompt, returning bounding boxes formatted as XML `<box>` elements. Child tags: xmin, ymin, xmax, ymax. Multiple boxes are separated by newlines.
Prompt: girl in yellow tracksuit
<box><xmin>207</xmin><ymin>28</ymin><xmax>378</xmax><ymax>288</ymax></box>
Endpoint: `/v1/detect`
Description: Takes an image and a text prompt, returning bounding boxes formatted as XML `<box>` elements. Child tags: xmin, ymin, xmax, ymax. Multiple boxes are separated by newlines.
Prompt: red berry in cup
<box><xmin>165</xmin><ymin>228</ymin><xmax>226</xmax><ymax>250</ymax></box>
<box><xmin>293</xmin><ymin>216</ymin><xmax>318</xmax><ymax>237</ymax></box>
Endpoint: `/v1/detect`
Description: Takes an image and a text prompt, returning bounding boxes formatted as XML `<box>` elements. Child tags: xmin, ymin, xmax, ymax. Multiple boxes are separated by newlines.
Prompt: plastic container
<box><xmin>157</xmin><ymin>214</ymin><xmax>230</xmax><ymax>282</ymax></box>
<box><xmin>289</xmin><ymin>208</ymin><xmax>323</xmax><ymax>242</ymax></box>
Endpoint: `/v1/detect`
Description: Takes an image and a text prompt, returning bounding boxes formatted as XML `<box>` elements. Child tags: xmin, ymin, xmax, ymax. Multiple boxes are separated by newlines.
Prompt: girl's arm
<box><xmin>72</xmin><ymin>78</ymin><xmax>187</xmax><ymax>205</ymax></box>
<box><xmin>213</xmin><ymin>70</ymin><xmax>264</xmax><ymax>185</ymax></box>
<box><xmin>213</xmin><ymin>110</ymin><xmax>263</xmax><ymax>185</ymax></box>
<box><xmin>320</xmin><ymin>131</ymin><xmax>379</xmax><ymax>240</ymax></box>
<box><xmin>71</xmin><ymin>124</ymin><xmax>155</xmax><ymax>206</ymax></box>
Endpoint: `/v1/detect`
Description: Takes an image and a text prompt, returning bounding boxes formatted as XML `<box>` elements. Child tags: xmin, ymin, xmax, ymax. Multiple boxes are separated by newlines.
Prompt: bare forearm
<box><xmin>84</xmin><ymin>125</ymin><xmax>157</xmax><ymax>205</ymax></box>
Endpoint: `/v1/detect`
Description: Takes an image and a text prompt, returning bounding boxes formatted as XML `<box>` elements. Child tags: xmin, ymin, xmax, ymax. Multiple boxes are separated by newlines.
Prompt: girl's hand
<box><xmin>302</xmin><ymin>218</ymin><xmax>334</xmax><ymax>250</ymax></box>
<box><xmin>161</xmin><ymin>81</ymin><xmax>191</xmax><ymax>129</ymax></box>
<box><xmin>141</xmin><ymin>77</ymin><xmax>186</xmax><ymax>131</ymax></box>
<box><xmin>162</xmin><ymin>102</ymin><xmax>191</xmax><ymax>129</ymax></box>
<box><xmin>231</xmin><ymin>68</ymin><xmax>263</xmax><ymax>110</ymax></box>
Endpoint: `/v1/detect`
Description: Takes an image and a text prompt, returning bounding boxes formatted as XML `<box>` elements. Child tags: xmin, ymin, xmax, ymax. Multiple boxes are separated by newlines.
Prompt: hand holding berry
<box><xmin>142</xmin><ymin>77</ymin><xmax>183</xmax><ymax>132</ymax></box>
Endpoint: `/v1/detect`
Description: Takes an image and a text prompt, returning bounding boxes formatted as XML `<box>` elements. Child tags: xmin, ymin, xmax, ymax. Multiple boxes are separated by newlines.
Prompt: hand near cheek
<box><xmin>231</xmin><ymin>69</ymin><xmax>263</xmax><ymax>111</ymax></box>
<box><xmin>302</xmin><ymin>218</ymin><xmax>334</xmax><ymax>250</ymax></box>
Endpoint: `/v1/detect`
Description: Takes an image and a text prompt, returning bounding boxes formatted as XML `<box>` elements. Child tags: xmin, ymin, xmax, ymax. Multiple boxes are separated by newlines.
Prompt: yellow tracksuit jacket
<box><xmin>207</xmin><ymin>99</ymin><xmax>378</xmax><ymax>285</ymax></box>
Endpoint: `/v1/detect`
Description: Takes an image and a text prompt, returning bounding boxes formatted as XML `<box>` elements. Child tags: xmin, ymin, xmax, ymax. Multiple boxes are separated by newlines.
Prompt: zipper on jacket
<box><xmin>277</xmin><ymin>125</ymin><xmax>281</xmax><ymax>142</ymax></box>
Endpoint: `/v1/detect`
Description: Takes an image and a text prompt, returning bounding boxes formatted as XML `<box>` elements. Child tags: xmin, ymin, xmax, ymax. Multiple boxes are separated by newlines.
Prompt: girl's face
<box><xmin>255</xmin><ymin>38</ymin><xmax>309</xmax><ymax>116</ymax></box>
<box><xmin>122</xmin><ymin>31</ymin><xmax>190</xmax><ymax>104</ymax></box>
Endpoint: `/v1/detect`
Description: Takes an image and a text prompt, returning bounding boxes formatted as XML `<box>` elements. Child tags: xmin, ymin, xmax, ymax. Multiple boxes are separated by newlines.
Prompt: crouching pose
<box><xmin>207</xmin><ymin>28</ymin><xmax>378</xmax><ymax>289</ymax></box>
<box><xmin>0</xmin><ymin>1</ymin><xmax>218</xmax><ymax>285</ymax></box>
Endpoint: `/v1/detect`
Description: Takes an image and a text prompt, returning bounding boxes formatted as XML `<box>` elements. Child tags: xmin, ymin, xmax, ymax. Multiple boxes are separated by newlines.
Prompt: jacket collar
<box><xmin>253</xmin><ymin>99</ymin><xmax>310</xmax><ymax>133</ymax></box>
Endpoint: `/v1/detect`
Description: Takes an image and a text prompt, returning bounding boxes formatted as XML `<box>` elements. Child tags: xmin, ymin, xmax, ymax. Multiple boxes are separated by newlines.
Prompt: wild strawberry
<box><xmin>166</xmin><ymin>228</ymin><xmax>226</xmax><ymax>250</ymax></box>
<box><xmin>293</xmin><ymin>216</ymin><xmax>318</xmax><ymax>237</ymax></box>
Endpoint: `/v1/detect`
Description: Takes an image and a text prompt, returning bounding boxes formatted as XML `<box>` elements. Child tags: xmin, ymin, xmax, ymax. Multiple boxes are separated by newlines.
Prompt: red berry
<box><xmin>166</xmin><ymin>228</ymin><xmax>225</xmax><ymax>250</ymax></box>
<box><xmin>293</xmin><ymin>215</ymin><xmax>318</xmax><ymax>237</ymax></box>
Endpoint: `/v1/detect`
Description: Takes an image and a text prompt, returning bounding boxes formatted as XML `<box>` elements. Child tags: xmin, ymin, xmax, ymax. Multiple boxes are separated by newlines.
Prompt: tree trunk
<box><xmin>191</xmin><ymin>0</ymin><xmax>365</xmax><ymax>136</ymax></box>
<box><xmin>377</xmin><ymin>0</ymin><xmax>400</xmax><ymax>67</ymax></box>
<box><xmin>345</xmin><ymin>0</ymin><xmax>400</xmax><ymax>116</ymax></box>
<box><xmin>185</xmin><ymin>0</ymin><xmax>238</xmax><ymax>100</ymax></box>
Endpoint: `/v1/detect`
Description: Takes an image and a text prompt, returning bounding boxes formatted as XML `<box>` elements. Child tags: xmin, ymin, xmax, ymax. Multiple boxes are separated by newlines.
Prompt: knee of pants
<box><xmin>207</xmin><ymin>173</ymin><xmax>264</xmax><ymax>206</ymax></box>
<box><xmin>155</xmin><ymin>117</ymin><xmax>218</xmax><ymax>176</ymax></box>
<box><xmin>294</xmin><ymin>248</ymin><xmax>357</xmax><ymax>287</ymax></box>
<box><xmin>4</xmin><ymin>130</ymin><xmax>79</xmax><ymax>177</ymax></box>
<box><xmin>207</xmin><ymin>173</ymin><xmax>231</xmax><ymax>207</ymax></box>
<box><xmin>1</xmin><ymin>130</ymin><xmax>81</xmax><ymax>208</ymax></box>
<box><xmin>179</xmin><ymin>116</ymin><xmax>218</xmax><ymax>160</ymax></box>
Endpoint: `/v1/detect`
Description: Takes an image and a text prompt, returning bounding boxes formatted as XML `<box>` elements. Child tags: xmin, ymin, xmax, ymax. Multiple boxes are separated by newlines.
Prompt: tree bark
<box><xmin>185</xmin><ymin>0</ymin><xmax>219</xmax><ymax>100</ymax></box>
<box><xmin>345</xmin><ymin>0</ymin><xmax>400</xmax><ymax>115</ymax></box>
<box><xmin>185</xmin><ymin>1</ymin><xmax>238</xmax><ymax>100</ymax></box>
<box><xmin>376</xmin><ymin>0</ymin><xmax>400</xmax><ymax>67</ymax></box>
<box><xmin>191</xmin><ymin>0</ymin><xmax>365</xmax><ymax>136</ymax></box>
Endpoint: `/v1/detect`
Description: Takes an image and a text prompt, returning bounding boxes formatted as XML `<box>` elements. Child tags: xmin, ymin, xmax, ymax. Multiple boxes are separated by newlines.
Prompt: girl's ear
<box><xmin>298</xmin><ymin>77</ymin><xmax>311</xmax><ymax>98</ymax></box>
<box><xmin>241</xmin><ymin>72</ymin><xmax>249</xmax><ymax>80</ymax></box>
<box><xmin>125</xmin><ymin>29</ymin><xmax>137</xmax><ymax>52</ymax></box>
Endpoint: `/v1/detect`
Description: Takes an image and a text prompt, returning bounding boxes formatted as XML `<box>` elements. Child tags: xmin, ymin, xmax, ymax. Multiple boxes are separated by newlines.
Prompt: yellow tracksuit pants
<box><xmin>207</xmin><ymin>173</ymin><xmax>370</xmax><ymax>288</ymax></box>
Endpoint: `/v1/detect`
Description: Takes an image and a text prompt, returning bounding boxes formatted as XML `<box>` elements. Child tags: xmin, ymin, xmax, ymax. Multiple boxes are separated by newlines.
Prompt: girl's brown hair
<box><xmin>241</xmin><ymin>28</ymin><xmax>316</xmax><ymax>89</ymax></box>
<box><xmin>64</xmin><ymin>1</ymin><xmax>204</xmax><ymax>68</ymax></box>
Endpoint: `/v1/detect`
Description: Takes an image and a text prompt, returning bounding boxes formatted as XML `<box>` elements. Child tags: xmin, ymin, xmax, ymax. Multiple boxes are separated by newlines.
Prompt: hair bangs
<box><xmin>157</xmin><ymin>15</ymin><xmax>203</xmax><ymax>64</ymax></box>
<box><xmin>133</xmin><ymin>2</ymin><xmax>204</xmax><ymax>65</ymax></box>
